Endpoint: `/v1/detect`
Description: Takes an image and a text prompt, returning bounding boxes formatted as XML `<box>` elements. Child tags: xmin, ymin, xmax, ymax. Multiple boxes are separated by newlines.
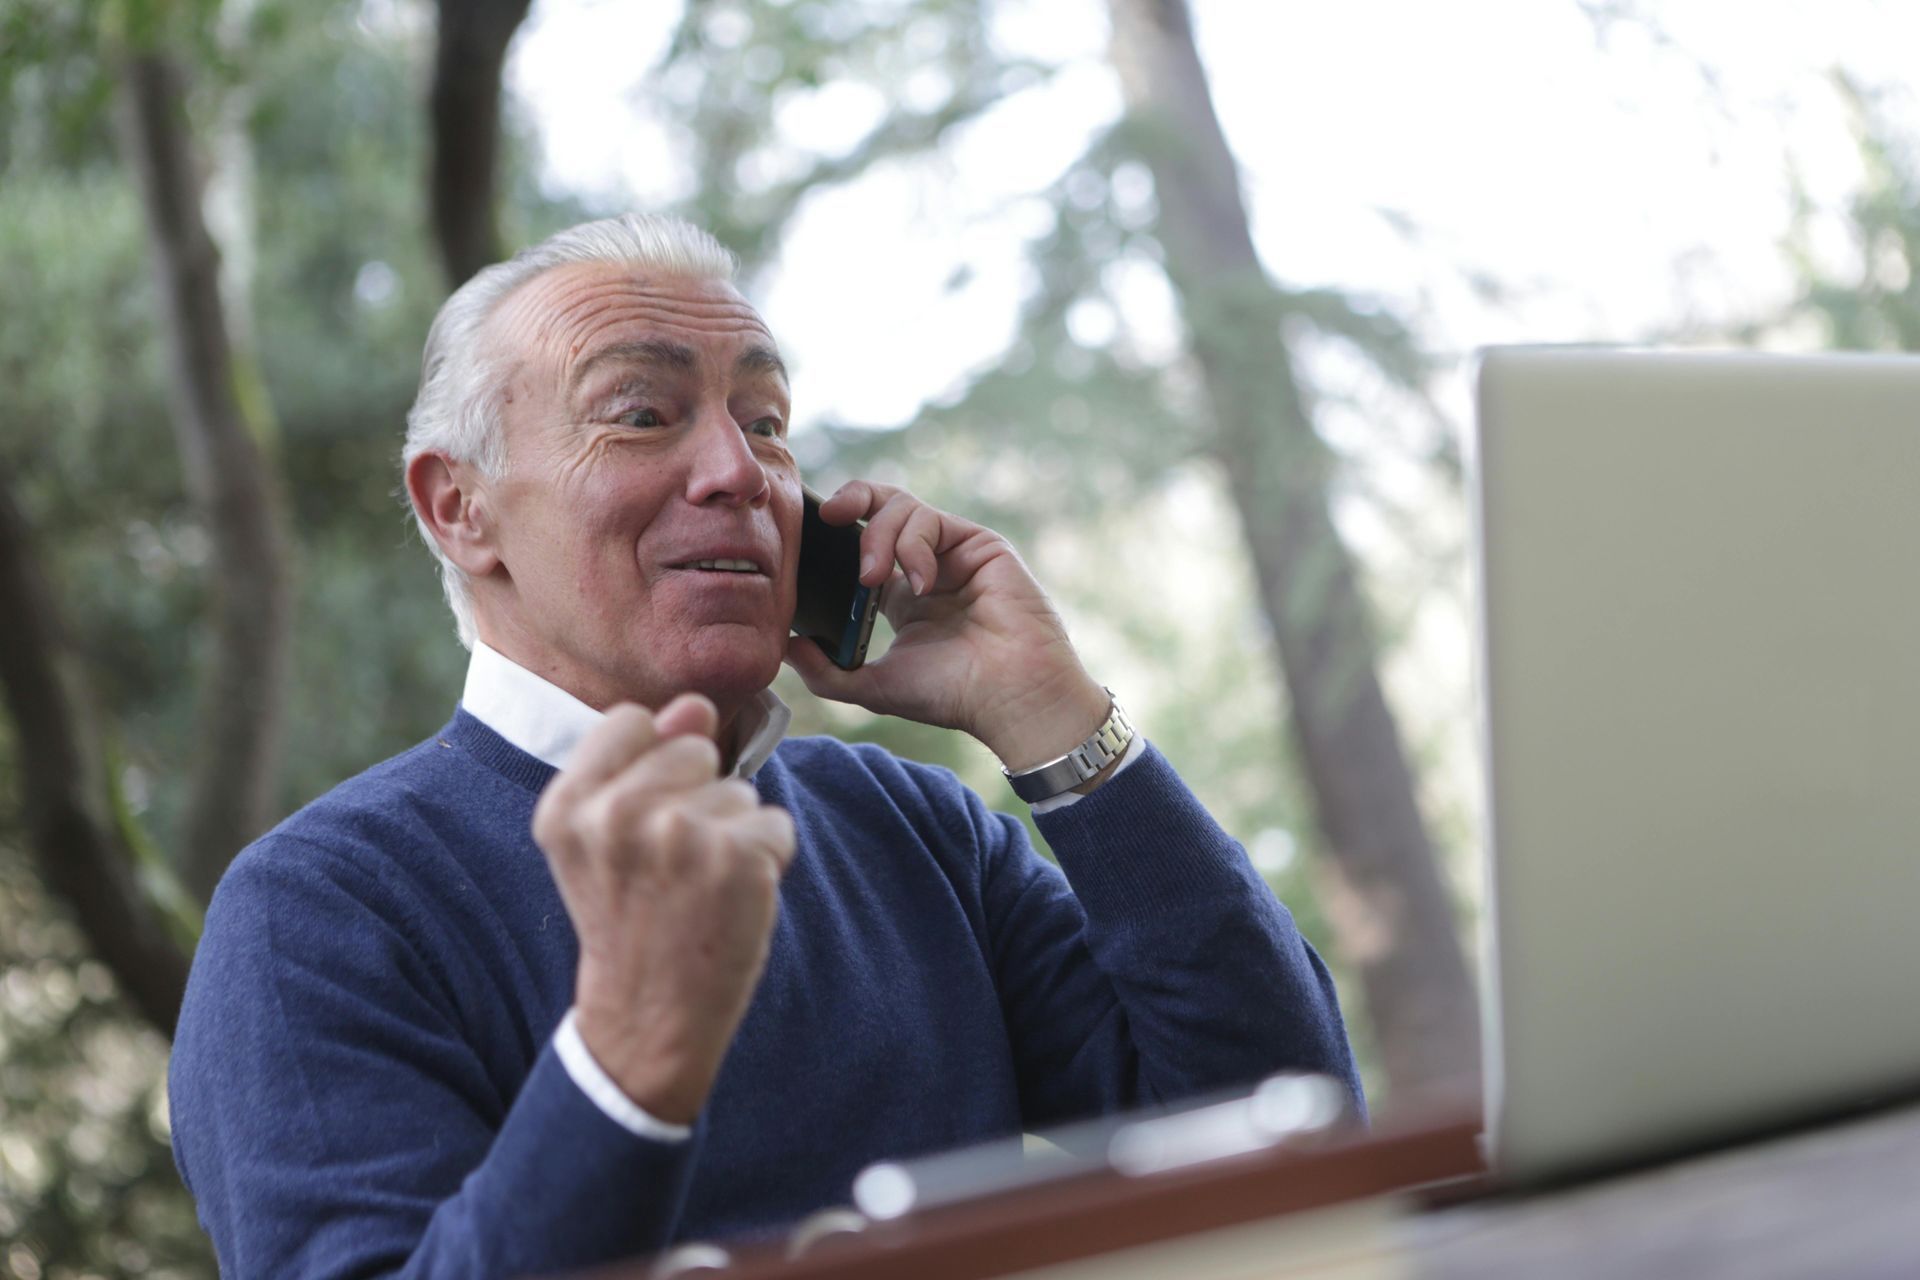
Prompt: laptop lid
<box><xmin>1473</xmin><ymin>347</ymin><xmax>1920</xmax><ymax>1182</ymax></box>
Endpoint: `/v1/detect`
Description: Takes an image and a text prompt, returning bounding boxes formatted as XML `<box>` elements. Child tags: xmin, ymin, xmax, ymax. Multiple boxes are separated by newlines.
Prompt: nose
<box><xmin>682</xmin><ymin>408</ymin><xmax>771</xmax><ymax>509</ymax></box>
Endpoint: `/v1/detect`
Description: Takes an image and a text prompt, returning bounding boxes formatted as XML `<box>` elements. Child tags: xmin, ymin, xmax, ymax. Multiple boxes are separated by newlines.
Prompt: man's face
<box><xmin>471</xmin><ymin>262</ymin><xmax>802</xmax><ymax>713</ymax></box>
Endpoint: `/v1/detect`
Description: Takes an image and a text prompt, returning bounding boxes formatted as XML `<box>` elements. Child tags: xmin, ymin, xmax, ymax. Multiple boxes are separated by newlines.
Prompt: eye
<box><xmin>746</xmin><ymin>417</ymin><xmax>783</xmax><ymax>438</ymax></box>
<box><xmin>615</xmin><ymin>407</ymin><xmax>664</xmax><ymax>429</ymax></box>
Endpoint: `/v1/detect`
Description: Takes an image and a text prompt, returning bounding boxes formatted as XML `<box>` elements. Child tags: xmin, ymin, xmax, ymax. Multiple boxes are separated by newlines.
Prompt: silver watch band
<box><xmin>1003</xmin><ymin>691</ymin><xmax>1135</xmax><ymax>804</ymax></box>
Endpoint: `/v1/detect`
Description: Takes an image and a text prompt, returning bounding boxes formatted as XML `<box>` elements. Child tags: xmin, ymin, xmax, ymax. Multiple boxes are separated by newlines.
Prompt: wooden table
<box><xmin>586</xmin><ymin>1100</ymin><xmax>1920</xmax><ymax>1279</ymax></box>
<box><xmin>584</xmin><ymin>1111</ymin><xmax>1481</xmax><ymax>1280</ymax></box>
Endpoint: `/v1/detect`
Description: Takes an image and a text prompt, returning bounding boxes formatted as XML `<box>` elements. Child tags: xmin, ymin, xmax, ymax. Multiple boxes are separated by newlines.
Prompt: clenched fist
<box><xmin>531</xmin><ymin>693</ymin><xmax>796</xmax><ymax>1124</ymax></box>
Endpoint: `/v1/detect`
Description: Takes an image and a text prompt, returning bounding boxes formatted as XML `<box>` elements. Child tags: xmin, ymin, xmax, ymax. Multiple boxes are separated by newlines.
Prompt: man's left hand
<box><xmin>782</xmin><ymin>480</ymin><xmax>1112</xmax><ymax>774</ymax></box>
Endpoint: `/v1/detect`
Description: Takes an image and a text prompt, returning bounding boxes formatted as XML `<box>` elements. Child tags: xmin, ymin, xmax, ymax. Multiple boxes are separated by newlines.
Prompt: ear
<box><xmin>406</xmin><ymin>452</ymin><xmax>501</xmax><ymax>578</ymax></box>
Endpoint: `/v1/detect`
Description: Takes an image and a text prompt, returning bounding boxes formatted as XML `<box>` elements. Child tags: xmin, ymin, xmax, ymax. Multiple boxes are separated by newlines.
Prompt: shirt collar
<box><xmin>461</xmin><ymin>640</ymin><xmax>790</xmax><ymax>779</ymax></box>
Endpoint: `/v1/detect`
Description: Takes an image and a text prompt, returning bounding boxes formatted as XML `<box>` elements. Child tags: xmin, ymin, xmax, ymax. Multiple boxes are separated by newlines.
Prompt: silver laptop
<box><xmin>1473</xmin><ymin>347</ymin><xmax>1920</xmax><ymax>1182</ymax></box>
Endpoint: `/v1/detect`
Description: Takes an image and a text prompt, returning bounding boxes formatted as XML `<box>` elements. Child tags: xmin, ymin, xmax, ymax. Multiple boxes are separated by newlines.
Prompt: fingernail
<box><xmin>909</xmin><ymin>571</ymin><xmax>926</xmax><ymax>596</ymax></box>
<box><xmin>862</xmin><ymin>554</ymin><xmax>876</xmax><ymax>580</ymax></box>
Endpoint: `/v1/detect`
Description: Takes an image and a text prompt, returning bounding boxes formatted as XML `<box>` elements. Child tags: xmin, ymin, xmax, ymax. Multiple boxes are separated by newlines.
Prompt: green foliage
<box><xmin>0</xmin><ymin>825</ymin><xmax>213</xmax><ymax>1278</ymax></box>
<box><xmin>0</xmin><ymin>0</ymin><xmax>120</xmax><ymax>172</ymax></box>
<box><xmin>1773</xmin><ymin>74</ymin><xmax>1920</xmax><ymax>353</ymax></box>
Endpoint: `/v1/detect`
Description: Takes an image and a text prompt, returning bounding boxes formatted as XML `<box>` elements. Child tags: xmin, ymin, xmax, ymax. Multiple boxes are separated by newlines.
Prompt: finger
<box><xmin>579</xmin><ymin>734</ymin><xmax>725</xmax><ymax>838</ymax></box>
<box><xmin>563</xmin><ymin>703</ymin><xmax>661</xmax><ymax>786</ymax></box>
<box><xmin>673</xmin><ymin>778</ymin><xmax>760</xmax><ymax>822</ymax></box>
<box><xmin>859</xmin><ymin>492</ymin><xmax>922</xmax><ymax>588</ymax></box>
<box><xmin>534</xmin><ymin>704</ymin><xmax>659</xmax><ymax>843</ymax></box>
<box><xmin>653</xmin><ymin>691</ymin><xmax>719</xmax><ymax>742</ymax></box>
<box><xmin>896</xmin><ymin>503</ymin><xmax>943</xmax><ymax>596</ymax></box>
<box><xmin>820</xmin><ymin>479</ymin><xmax>899</xmax><ymax>525</ymax></box>
<box><xmin>726</xmin><ymin>805</ymin><xmax>798</xmax><ymax>875</ymax></box>
<box><xmin>874</xmin><ymin>567</ymin><xmax>917</xmax><ymax>625</ymax></box>
<box><xmin>604</xmin><ymin>731</ymin><xmax>723</xmax><ymax>801</ymax></box>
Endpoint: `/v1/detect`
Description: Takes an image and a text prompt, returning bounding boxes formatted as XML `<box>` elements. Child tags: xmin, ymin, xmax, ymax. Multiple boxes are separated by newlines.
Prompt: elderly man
<box><xmin>168</xmin><ymin>214</ymin><xmax>1361</xmax><ymax>1277</ymax></box>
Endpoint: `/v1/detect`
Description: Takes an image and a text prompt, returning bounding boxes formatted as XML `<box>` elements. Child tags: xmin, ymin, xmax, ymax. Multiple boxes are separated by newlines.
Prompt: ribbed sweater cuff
<box><xmin>1032</xmin><ymin>742</ymin><xmax>1262</xmax><ymax>920</ymax></box>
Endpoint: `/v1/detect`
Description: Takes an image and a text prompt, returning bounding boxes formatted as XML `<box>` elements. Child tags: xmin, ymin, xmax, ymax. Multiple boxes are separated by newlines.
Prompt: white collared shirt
<box><xmin>462</xmin><ymin>640</ymin><xmax>791</xmax><ymax>780</ymax></box>
<box><xmin>459</xmin><ymin>640</ymin><xmax>1137</xmax><ymax>1139</ymax></box>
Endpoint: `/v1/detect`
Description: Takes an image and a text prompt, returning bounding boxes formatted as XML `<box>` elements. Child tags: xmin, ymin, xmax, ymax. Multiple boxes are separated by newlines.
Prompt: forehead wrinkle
<box><xmin>547</xmin><ymin>277</ymin><xmax>764</xmax><ymax>328</ymax></box>
<box><xmin>488</xmin><ymin>265</ymin><xmax>777</xmax><ymax>406</ymax></box>
<box><xmin>546</xmin><ymin>292</ymin><xmax>772</xmax><ymax>363</ymax></box>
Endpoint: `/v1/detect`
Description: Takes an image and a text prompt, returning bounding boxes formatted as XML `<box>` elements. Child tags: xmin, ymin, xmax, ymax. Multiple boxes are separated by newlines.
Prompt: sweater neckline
<box><xmin>443</xmin><ymin>707</ymin><xmax>559</xmax><ymax>794</ymax></box>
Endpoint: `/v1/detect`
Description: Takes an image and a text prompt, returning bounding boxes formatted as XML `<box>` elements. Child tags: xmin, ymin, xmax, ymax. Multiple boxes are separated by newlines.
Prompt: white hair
<box><xmin>402</xmin><ymin>213</ymin><xmax>740</xmax><ymax>649</ymax></box>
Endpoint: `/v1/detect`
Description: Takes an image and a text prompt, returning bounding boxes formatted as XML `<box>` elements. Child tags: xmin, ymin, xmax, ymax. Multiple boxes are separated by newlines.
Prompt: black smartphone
<box><xmin>792</xmin><ymin>486</ymin><xmax>881</xmax><ymax>670</ymax></box>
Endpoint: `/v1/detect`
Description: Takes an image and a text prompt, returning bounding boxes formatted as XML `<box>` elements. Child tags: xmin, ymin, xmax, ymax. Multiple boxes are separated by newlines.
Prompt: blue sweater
<box><xmin>170</xmin><ymin>709</ymin><xmax>1360</xmax><ymax>1277</ymax></box>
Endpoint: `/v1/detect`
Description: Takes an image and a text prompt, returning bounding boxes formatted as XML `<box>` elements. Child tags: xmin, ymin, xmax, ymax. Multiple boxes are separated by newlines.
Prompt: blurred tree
<box><xmin>0</xmin><ymin>472</ymin><xmax>192</xmax><ymax>1036</ymax></box>
<box><xmin>0</xmin><ymin>0</ymin><xmax>577</xmax><ymax>1024</ymax></box>
<box><xmin>1102</xmin><ymin>0</ymin><xmax>1477</xmax><ymax>1100</ymax></box>
<box><xmin>0</xmin><ymin>0</ymin><xmax>567</xmax><ymax>1267</ymax></box>
<box><xmin>114</xmin><ymin>41</ymin><xmax>292</xmax><ymax>912</ymax></box>
<box><xmin>430</xmin><ymin>0</ymin><xmax>534</xmax><ymax>286</ymax></box>
<box><xmin>0</xmin><ymin>0</ymin><xmax>291</xmax><ymax>1034</ymax></box>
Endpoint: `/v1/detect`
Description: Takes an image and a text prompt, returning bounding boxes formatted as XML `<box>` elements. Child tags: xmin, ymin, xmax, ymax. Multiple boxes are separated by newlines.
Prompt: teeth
<box><xmin>689</xmin><ymin>558</ymin><xmax>758</xmax><ymax>572</ymax></box>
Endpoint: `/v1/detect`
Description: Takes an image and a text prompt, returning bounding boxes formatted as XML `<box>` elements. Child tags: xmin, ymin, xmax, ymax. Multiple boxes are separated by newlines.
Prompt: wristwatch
<box><xmin>1003</xmin><ymin>690</ymin><xmax>1135</xmax><ymax>804</ymax></box>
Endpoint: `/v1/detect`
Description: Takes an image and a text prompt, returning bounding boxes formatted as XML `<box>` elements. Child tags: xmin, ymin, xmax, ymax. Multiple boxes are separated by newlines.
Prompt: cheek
<box><xmin>565</xmin><ymin>444</ymin><xmax>675</xmax><ymax>541</ymax></box>
<box><xmin>508</xmin><ymin>477</ymin><xmax>666</xmax><ymax>600</ymax></box>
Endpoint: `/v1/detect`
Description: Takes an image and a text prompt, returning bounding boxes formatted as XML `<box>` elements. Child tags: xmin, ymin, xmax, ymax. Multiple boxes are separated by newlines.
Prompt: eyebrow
<box><xmin>735</xmin><ymin>344</ymin><xmax>789</xmax><ymax>384</ymax></box>
<box><xmin>567</xmin><ymin>338</ymin><xmax>789</xmax><ymax>395</ymax></box>
<box><xmin>569</xmin><ymin>339</ymin><xmax>698</xmax><ymax>394</ymax></box>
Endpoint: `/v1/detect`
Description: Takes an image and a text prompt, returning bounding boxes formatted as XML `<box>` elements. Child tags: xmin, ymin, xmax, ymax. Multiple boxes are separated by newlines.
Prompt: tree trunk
<box><xmin>0</xmin><ymin>472</ymin><xmax>194</xmax><ymax>1036</ymax></box>
<box><xmin>430</xmin><ymin>0</ymin><xmax>534</xmax><ymax>288</ymax></box>
<box><xmin>116</xmin><ymin>52</ymin><xmax>291</xmax><ymax>905</ymax></box>
<box><xmin>1107</xmin><ymin>0</ymin><xmax>1479</xmax><ymax>1102</ymax></box>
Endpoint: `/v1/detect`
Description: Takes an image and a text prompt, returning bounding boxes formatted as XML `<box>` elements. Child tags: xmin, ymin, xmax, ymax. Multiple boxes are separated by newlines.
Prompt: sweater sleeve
<box><xmin>972</xmin><ymin>741</ymin><xmax>1365</xmax><ymax>1127</ymax></box>
<box><xmin>168</xmin><ymin>839</ymin><xmax>699</xmax><ymax>1279</ymax></box>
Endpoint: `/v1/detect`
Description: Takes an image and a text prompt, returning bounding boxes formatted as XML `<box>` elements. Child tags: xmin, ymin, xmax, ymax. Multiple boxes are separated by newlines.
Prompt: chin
<box><xmin>670</xmin><ymin>631</ymin><xmax>784</xmax><ymax>705</ymax></box>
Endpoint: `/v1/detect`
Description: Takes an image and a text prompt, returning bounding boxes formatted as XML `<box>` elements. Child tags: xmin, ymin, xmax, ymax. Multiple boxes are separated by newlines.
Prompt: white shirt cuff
<box><xmin>1029</xmin><ymin>734</ymin><xmax>1148</xmax><ymax>815</ymax></box>
<box><xmin>553</xmin><ymin>1008</ymin><xmax>694</xmax><ymax>1142</ymax></box>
